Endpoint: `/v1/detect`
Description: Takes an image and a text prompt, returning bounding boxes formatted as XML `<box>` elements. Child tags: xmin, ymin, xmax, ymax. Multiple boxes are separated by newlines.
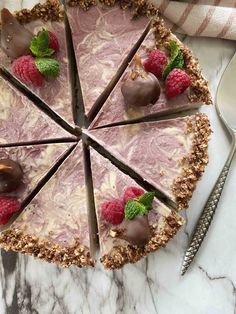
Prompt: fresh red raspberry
<box><xmin>165</xmin><ymin>68</ymin><xmax>191</xmax><ymax>98</ymax></box>
<box><xmin>143</xmin><ymin>49</ymin><xmax>168</xmax><ymax>78</ymax></box>
<box><xmin>0</xmin><ymin>196</ymin><xmax>21</xmax><ymax>225</ymax></box>
<box><xmin>124</xmin><ymin>186</ymin><xmax>144</xmax><ymax>204</ymax></box>
<box><xmin>12</xmin><ymin>55</ymin><xmax>44</xmax><ymax>87</ymax></box>
<box><xmin>101</xmin><ymin>199</ymin><xmax>124</xmax><ymax>225</ymax></box>
<box><xmin>48</xmin><ymin>31</ymin><xmax>60</xmax><ymax>53</ymax></box>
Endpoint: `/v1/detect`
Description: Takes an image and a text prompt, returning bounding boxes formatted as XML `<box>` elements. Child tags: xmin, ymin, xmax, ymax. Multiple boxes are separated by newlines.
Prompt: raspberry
<box><xmin>124</xmin><ymin>186</ymin><xmax>144</xmax><ymax>204</ymax></box>
<box><xmin>143</xmin><ymin>49</ymin><xmax>168</xmax><ymax>78</ymax></box>
<box><xmin>101</xmin><ymin>199</ymin><xmax>124</xmax><ymax>225</ymax></box>
<box><xmin>165</xmin><ymin>68</ymin><xmax>191</xmax><ymax>98</ymax></box>
<box><xmin>48</xmin><ymin>31</ymin><xmax>60</xmax><ymax>53</ymax></box>
<box><xmin>0</xmin><ymin>196</ymin><xmax>21</xmax><ymax>225</ymax></box>
<box><xmin>12</xmin><ymin>55</ymin><xmax>44</xmax><ymax>87</ymax></box>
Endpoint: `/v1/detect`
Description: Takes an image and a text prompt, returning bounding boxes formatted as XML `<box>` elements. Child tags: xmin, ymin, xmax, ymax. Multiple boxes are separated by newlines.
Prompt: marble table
<box><xmin>0</xmin><ymin>1</ymin><xmax>236</xmax><ymax>313</ymax></box>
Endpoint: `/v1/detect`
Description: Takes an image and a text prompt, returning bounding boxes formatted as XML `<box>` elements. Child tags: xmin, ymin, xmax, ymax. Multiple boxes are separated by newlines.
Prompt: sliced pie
<box><xmin>90</xmin><ymin>17</ymin><xmax>212</xmax><ymax>128</ymax></box>
<box><xmin>0</xmin><ymin>76</ymin><xmax>75</xmax><ymax>145</ymax></box>
<box><xmin>0</xmin><ymin>143</ymin><xmax>74</xmax><ymax>202</ymax></box>
<box><xmin>0</xmin><ymin>0</ymin><xmax>75</xmax><ymax>125</ymax></box>
<box><xmin>66</xmin><ymin>0</ymin><xmax>157</xmax><ymax>117</ymax></box>
<box><xmin>89</xmin><ymin>146</ymin><xmax>184</xmax><ymax>269</ymax></box>
<box><xmin>86</xmin><ymin>114</ymin><xmax>211</xmax><ymax>209</ymax></box>
<box><xmin>0</xmin><ymin>142</ymin><xmax>95</xmax><ymax>267</ymax></box>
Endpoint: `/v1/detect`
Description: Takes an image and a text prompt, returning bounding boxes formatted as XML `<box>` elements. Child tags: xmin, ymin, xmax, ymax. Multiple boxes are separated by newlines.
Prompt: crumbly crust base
<box><xmin>101</xmin><ymin>212</ymin><xmax>184</xmax><ymax>269</ymax></box>
<box><xmin>153</xmin><ymin>18</ymin><xmax>212</xmax><ymax>105</ymax></box>
<box><xmin>0</xmin><ymin>229</ymin><xmax>95</xmax><ymax>268</ymax></box>
<box><xmin>66</xmin><ymin>0</ymin><xmax>158</xmax><ymax>17</ymax></box>
<box><xmin>11</xmin><ymin>0</ymin><xmax>64</xmax><ymax>24</ymax></box>
<box><xmin>173</xmin><ymin>113</ymin><xmax>211</xmax><ymax>210</ymax></box>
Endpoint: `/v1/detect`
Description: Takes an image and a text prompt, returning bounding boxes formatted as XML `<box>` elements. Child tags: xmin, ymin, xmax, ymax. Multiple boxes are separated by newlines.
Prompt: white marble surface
<box><xmin>1</xmin><ymin>1</ymin><xmax>236</xmax><ymax>314</ymax></box>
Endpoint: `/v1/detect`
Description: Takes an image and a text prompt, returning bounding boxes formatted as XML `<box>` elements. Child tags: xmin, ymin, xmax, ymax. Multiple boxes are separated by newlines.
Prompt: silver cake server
<box><xmin>181</xmin><ymin>52</ymin><xmax>236</xmax><ymax>276</ymax></box>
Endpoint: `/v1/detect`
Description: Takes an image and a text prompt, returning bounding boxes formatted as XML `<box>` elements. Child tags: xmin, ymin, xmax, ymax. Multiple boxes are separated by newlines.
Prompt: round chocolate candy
<box><xmin>123</xmin><ymin>215</ymin><xmax>151</xmax><ymax>247</ymax></box>
<box><xmin>121</xmin><ymin>73</ymin><xmax>160</xmax><ymax>107</ymax></box>
<box><xmin>0</xmin><ymin>159</ymin><xmax>23</xmax><ymax>193</ymax></box>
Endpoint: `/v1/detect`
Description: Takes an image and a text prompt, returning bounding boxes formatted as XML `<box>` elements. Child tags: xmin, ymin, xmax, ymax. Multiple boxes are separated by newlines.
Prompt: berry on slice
<box><xmin>12</xmin><ymin>55</ymin><xmax>44</xmax><ymax>87</ymax></box>
<box><xmin>0</xmin><ymin>195</ymin><xmax>21</xmax><ymax>225</ymax></box>
<box><xmin>101</xmin><ymin>199</ymin><xmax>124</xmax><ymax>225</ymax></box>
<box><xmin>48</xmin><ymin>31</ymin><xmax>60</xmax><ymax>53</ymax></box>
<box><xmin>143</xmin><ymin>49</ymin><xmax>168</xmax><ymax>78</ymax></box>
<box><xmin>165</xmin><ymin>68</ymin><xmax>191</xmax><ymax>98</ymax></box>
<box><xmin>124</xmin><ymin>186</ymin><xmax>144</xmax><ymax>204</ymax></box>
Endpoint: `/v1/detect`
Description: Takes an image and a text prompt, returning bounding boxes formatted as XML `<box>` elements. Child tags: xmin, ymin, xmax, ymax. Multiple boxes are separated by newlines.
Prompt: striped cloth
<box><xmin>151</xmin><ymin>0</ymin><xmax>236</xmax><ymax>40</ymax></box>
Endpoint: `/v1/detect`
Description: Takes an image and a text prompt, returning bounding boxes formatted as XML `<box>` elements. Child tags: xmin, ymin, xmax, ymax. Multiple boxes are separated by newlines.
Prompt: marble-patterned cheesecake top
<box><xmin>89</xmin><ymin>147</ymin><xmax>178</xmax><ymax>256</ymax></box>
<box><xmin>66</xmin><ymin>3</ymin><xmax>149</xmax><ymax>115</ymax></box>
<box><xmin>0</xmin><ymin>20</ymin><xmax>74</xmax><ymax>125</ymax></box>
<box><xmin>0</xmin><ymin>143</ymin><xmax>73</xmax><ymax>202</ymax></box>
<box><xmin>0</xmin><ymin>76</ymin><xmax>73</xmax><ymax>145</ymax></box>
<box><xmin>91</xmin><ymin>28</ymin><xmax>194</xmax><ymax>128</ymax></box>
<box><xmin>87</xmin><ymin>116</ymin><xmax>197</xmax><ymax>203</ymax></box>
<box><xmin>11</xmin><ymin>142</ymin><xmax>90</xmax><ymax>249</ymax></box>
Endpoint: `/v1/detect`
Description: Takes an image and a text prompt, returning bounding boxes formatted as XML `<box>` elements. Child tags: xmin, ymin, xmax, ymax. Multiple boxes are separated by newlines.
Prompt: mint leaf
<box><xmin>138</xmin><ymin>192</ymin><xmax>155</xmax><ymax>210</ymax></box>
<box><xmin>30</xmin><ymin>29</ymin><xmax>54</xmax><ymax>57</ymax></box>
<box><xmin>125</xmin><ymin>200</ymin><xmax>147</xmax><ymax>220</ymax></box>
<box><xmin>35</xmin><ymin>58</ymin><xmax>60</xmax><ymax>77</ymax></box>
<box><xmin>162</xmin><ymin>41</ymin><xmax>184</xmax><ymax>79</ymax></box>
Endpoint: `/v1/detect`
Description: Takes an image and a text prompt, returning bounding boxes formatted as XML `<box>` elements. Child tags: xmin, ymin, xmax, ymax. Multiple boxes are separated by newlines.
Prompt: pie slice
<box><xmin>0</xmin><ymin>76</ymin><xmax>76</xmax><ymax>146</ymax></box>
<box><xmin>86</xmin><ymin>113</ymin><xmax>211</xmax><ymax>209</ymax></box>
<box><xmin>0</xmin><ymin>143</ymin><xmax>74</xmax><ymax>203</ymax></box>
<box><xmin>0</xmin><ymin>142</ymin><xmax>95</xmax><ymax>267</ymax></box>
<box><xmin>66</xmin><ymin>0</ymin><xmax>157</xmax><ymax>117</ymax></box>
<box><xmin>89</xmin><ymin>146</ymin><xmax>184</xmax><ymax>269</ymax></box>
<box><xmin>0</xmin><ymin>0</ymin><xmax>75</xmax><ymax>125</ymax></box>
<box><xmin>90</xmin><ymin>17</ymin><xmax>212</xmax><ymax>129</ymax></box>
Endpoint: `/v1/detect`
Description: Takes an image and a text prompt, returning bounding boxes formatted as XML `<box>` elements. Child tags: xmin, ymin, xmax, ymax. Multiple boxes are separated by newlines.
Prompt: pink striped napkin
<box><xmin>151</xmin><ymin>0</ymin><xmax>236</xmax><ymax>40</ymax></box>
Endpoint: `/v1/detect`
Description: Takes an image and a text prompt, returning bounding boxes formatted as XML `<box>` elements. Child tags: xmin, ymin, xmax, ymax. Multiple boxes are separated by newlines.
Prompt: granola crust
<box><xmin>66</xmin><ymin>0</ymin><xmax>158</xmax><ymax>17</ymax></box>
<box><xmin>101</xmin><ymin>212</ymin><xmax>184</xmax><ymax>269</ymax></box>
<box><xmin>12</xmin><ymin>0</ymin><xmax>64</xmax><ymax>24</ymax></box>
<box><xmin>152</xmin><ymin>18</ymin><xmax>212</xmax><ymax>105</ymax></box>
<box><xmin>0</xmin><ymin>229</ymin><xmax>95</xmax><ymax>268</ymax></box>
<box><xmin>173</xmin><ymin>113</ymin><xmax>211</xmax><ymax>210</ymax></box>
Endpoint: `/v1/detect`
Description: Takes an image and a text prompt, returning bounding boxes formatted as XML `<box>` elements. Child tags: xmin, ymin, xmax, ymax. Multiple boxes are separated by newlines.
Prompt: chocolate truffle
<box><xmin>121</xmin><ymin>72</ymin><xmax>160</xmax><ymax>107</ymax></box>
<box><xmin>0</xmin><ymin>159</ymin><xmax>23</xmax><ymax>193</ymax></box>
<box><xmin>123</xmin><ymin>215</ymin><xmax>151</xmax><ymax>247</ymax></box>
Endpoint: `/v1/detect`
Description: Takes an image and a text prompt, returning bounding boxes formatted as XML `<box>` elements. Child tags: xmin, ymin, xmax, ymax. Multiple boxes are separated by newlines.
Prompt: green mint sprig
<box><xmin>35</xmin><ymin>58</ymin><xmax>60</xmax><ymax>77</ymax></box>
<box><xmin>30</xmin><ymin>29</ymin><xmax>54</xmax><ymax>58</ymax></box>
<box><xmin>162</xmin><ymin>41</ymin><xmax>184</xmax><ymax>79</ymax></box>
<box><xmin>138</xmin><ymin>192</ymin><xmax>155</xmax><ymax>210</ymax></box>
<box><xmin>125</xmin><ymin>192</ymin><xmax>155</xmax><ymax>220</ymax></box>
<box><xmin>29</xmin><ymin>29</ymin><xmax>60</xmax><ymax>78</ymax></box>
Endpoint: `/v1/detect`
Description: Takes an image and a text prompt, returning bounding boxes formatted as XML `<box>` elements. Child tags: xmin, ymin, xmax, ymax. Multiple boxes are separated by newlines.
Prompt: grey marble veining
<box><xmin>0</xmin><ymin>1</ymin><xmax>236</xmax><ymax>314</ymax></box>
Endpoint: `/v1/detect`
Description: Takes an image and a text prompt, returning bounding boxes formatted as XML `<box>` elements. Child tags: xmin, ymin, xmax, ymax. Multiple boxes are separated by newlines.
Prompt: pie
<box><xmin>0</xmin><ymin>0</ymin><xmax>212</xmax><ymax>269</ymax></box>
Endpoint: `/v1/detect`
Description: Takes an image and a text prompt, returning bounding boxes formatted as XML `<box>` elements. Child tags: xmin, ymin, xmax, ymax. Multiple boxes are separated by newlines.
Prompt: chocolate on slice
<box><xmin>0</xmin><ymin>143</ymin><xmax>95</xmax><ymax>268</ymax></box>
<box><xmin>89</xmin><ymin>147</ymin><xmax>184</xmax><ymax>270</ymax></box>
<box><xmin>0</xmin><ymin>159</ymin><xmax>23</xmax><ymax>193</ymax></box>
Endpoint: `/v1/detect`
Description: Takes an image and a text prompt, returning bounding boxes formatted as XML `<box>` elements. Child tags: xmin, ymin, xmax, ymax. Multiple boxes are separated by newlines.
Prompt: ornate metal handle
<box><xmin>181</xmin><ymin>140</ymin><xmax>236</xmax><ymax>275</ymax></box>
